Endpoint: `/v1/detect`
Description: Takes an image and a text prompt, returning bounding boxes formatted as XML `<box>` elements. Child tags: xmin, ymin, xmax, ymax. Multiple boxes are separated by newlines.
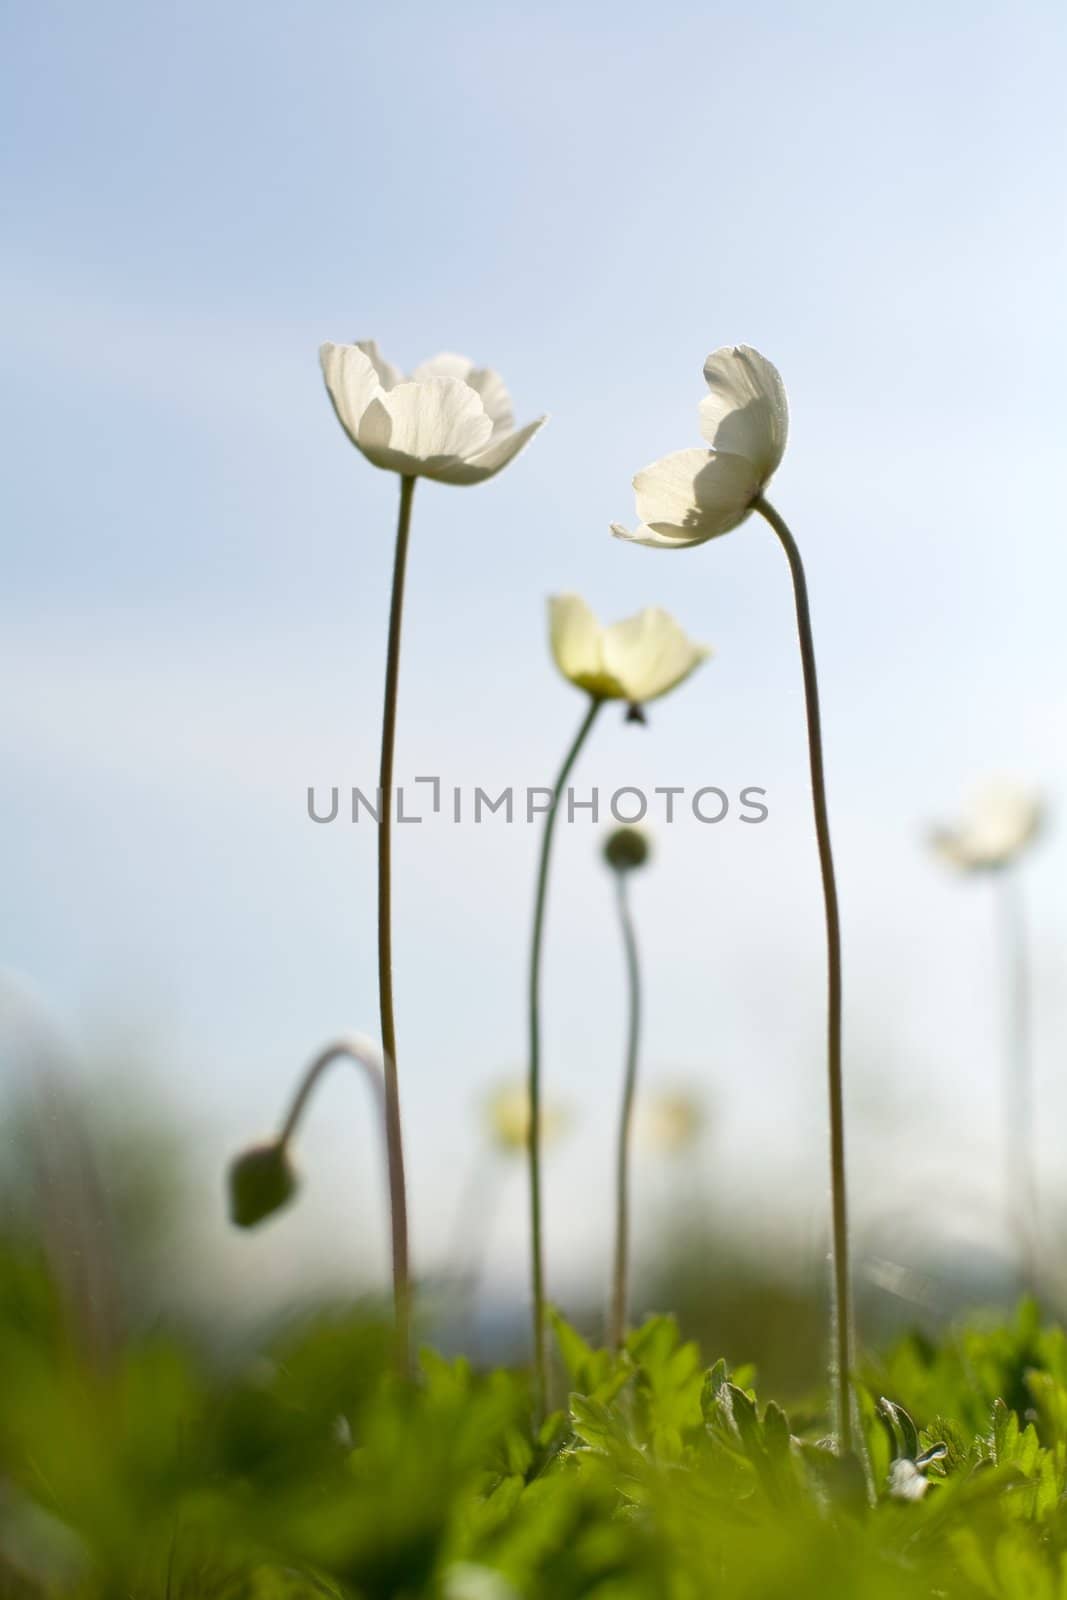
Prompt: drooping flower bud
<box><xmin>227</xmin><ymin>1140</ymin><xmax>298</xmax><ymax>1228</ymax></box>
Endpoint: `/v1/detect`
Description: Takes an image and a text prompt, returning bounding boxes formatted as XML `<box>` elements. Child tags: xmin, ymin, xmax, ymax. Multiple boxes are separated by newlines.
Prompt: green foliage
<box><xmin>7</xmin><ymin>1243</ymin><xmax>1067</xmax><ymax>1598</ymax></box>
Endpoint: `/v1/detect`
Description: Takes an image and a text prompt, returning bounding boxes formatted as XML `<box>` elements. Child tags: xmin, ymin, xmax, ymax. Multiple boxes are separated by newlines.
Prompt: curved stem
<box><xmin>528</xmin><ymin>694</ymin><xmax>603</xmax><ymax>1417</ymax></box>
<box><xmin>999</xmin><ymin>868</ymin><xmax>1037</xmax><ymax>1296</ymax></box>
<box><xmin>754</xmin><ymin>494</ymin><xmax>852</xmax><ymax>1454</ymax></box>
<box><xmin>378</xmin><ymin>473</ymin><xmax>416</xmax><ymax>1372</ymax></box>
<box><xmin>277</xmin><ymin>1035</ymin><xmax>386</xmax><ymax>1147</ymax></box>
<box><xmin>609</xmin><ymin>868</ymin><xmax>642</xmax><ymax>1350</ymax></box>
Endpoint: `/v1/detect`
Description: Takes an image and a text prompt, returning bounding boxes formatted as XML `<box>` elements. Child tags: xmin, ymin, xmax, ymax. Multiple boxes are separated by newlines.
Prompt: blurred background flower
<box><xmin>931</xmin><ymin>778</ymin><xmax>1045</xmax><ymax>872</ymax></box>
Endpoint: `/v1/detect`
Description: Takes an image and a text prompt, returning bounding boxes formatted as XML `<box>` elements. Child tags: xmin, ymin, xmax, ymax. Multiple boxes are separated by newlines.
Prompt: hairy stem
<box><xmin>378</xmin><ymin>473</ymin><xmax>416</xmax><ymax>1372</ymax></box>
<box><xmin>528</xmin><ymin>695</ymin><xmax>603</xmax><ymax>1417</ymax></box>
<box><xmin>609</xmin><ymin>868</ymin><xmax>642</xmax><ymax>1350</ymax></box>
<box><xmin>754</xmin><ymin>494</ymin><xmax>852</xmax><ymax>1453</ymax></box>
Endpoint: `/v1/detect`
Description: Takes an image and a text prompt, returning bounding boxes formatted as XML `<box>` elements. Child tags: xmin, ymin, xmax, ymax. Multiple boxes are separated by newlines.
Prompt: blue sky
<box><xmin>2</xmin><ymin>0</ymin><xmax>1066</xmax><ymax>1315</ymax></box>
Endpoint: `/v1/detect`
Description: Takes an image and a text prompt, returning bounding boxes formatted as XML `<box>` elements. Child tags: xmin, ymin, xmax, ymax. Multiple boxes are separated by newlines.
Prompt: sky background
<box><xmin>2</xmin><ymin>0</ymin><xmax>1066</xmax><ymax>1321</ymax></box>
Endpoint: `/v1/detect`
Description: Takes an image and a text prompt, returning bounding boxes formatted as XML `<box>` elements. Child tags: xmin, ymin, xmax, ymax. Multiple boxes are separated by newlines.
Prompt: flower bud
<box><xmin>603</xmin><ymin>825</ymin><xmax>651</xmax><ymax>873</ymax></box>
<box><xmin>228</xmin><ymin>1141</ymin><xmax>298</xmax><ymax>1228</ymax></box>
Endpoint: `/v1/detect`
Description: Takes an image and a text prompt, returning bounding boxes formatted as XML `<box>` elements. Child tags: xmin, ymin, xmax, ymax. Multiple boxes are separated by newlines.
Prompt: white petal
<box><xmin>698</xmin><ymin>345</ymin><xmax>788</xmax><ymax>481</ymax></box>
<box><xmin>411</xmin><ymin>352</ymin><xmax>475</xmax><ymax>383</ymax></box>
<box><xmin>601</xmin><ymin>607</ymin><xmax>711</xmax><ymax>702</ymax></box>
<box><xmin>467</xmin><ymin>367</ymin><xmax>514</xmax><ymax>436</ymax></box>
<box><xmin>548</xmin><ymin>594</ymin><xmax>606</xmax><ymax>689</ymax></box>
<box><xmin>611</xmin><ymin>521</ymin><xmax>695</xmax><ymax>549</ymax></box>
<box><xmin>355</xmin><ymin>378</ymin><xmax>493</xmax><ymax>477</ymax></box>
<box><xmin>630</xmin><ymin>448</ymin><xmax>760</xmax><ymax>546</ymax></box>
<box><xmin>433</xmin><ymin>416</ymin><xmax>547</xmax><ymax>485</ymax></box>
<box><xmin>355</xmin><ymin>339</ymin><xmax>403</xmax><ymax>390</ymax></box>
<box><xmin>320</xmin><ymin>342</ymin><xmax>383</xmax><ymax>444</ymax></box>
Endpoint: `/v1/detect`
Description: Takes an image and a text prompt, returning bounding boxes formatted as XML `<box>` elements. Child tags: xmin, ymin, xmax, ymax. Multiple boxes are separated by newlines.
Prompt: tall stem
<box><xmin>378</xmin><ymin>473</ymin><xmax>416</xmax><ymax>1371</ymax></box>
<box><xmin>528</xmin><ymin>695</ymin><xmax>603</xmax><ymax>1416</ymax></box>
<box><xmin>609</xmin><ymin>868</ymin><xmax>642</xmax><ymax>1349</ymax></box>
<box><xmin>998</xmin><ymin>868</ymin><xmax>1037</xmax><ymax>1295</ymax></box>
<box><xmin>754</xmin><ymin>494</ymin><xmax>852</xmax><ymax>1454</ymax></box>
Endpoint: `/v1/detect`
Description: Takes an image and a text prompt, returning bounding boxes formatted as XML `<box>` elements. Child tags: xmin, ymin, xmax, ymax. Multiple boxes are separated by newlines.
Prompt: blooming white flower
<box><xmin>611</xmin><ymin>345</ymin><xmax>788</xmax><ymax>548</ymax></box>
<box><xmin>549</xmin><ymin>594</ymin><xmax>710</xmax><ymax>704</ymax></box>
<box><xmin>931</xmin><ymin>779</ymin><xmax>1045</xmax><ymax>872</ymax></box>
<box><xmin>320</xmin><ymin>340</ymin><xmax>546</xmax><ymax>484</ymax></box>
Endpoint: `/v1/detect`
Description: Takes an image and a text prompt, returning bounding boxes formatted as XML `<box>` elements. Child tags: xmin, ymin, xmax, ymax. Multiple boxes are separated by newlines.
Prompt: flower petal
<box><xmin>320</xmin><ymin>342</ymin><xmax>383</xmax><ymax>444</ymax></box>
<box><xmin>549</xmin><ymin>593</ymin><xmax>604</xmax><ymax>685</ymax></box>
<box><xmin>411</xmin><ymin>352</ymin><xmax>475</xmax><ymax>383</ymax></box>
<box><xmin>355</xmin><ymin>339</ymin><xmax>403</xmax><ymax>390</ymax></box>
<box><xmin>601</xmin><ymin>607</ymin><xmax>711</xmax><ymax>702</ymax></box>
<box><xmin>355</xmin><ymin>378</ymin><xmax>493</xmax><ymax>477</ymax></box>
<box><xmin>626</xmin><ymin>448</ymin><xmax>760</xmax><ymax>546</ymax></box>
<box><xmin>611</xmin><ymin>521</ymin><xmax>695</xmax><ymax>549</ymax></box>
<box><xmin>548</xmin><ymin>594</ymin><xmax>627</xmax><ymax>697</ymax></box>
<box><xmin>698</xmin><ymin>345</ymin><xmax>788</xmax><ymax>481</ymax></box>
<box><xmin>433</xmin><ymin>416</ymin><xmax>547</xmax><ymax>485</ymax></box>
<box><xmin>467</xmin><ymin>367</ymin><xmax>514</xmax><ymax>436</ymax></box>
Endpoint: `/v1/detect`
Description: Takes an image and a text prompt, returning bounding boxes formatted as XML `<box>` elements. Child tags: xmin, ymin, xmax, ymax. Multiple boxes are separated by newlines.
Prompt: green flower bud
<box><xmin>228</xmin><ymin>1141</ymin><xmax>298</xmax><ymax>1228</ymax></box>
<box><xmin>603</xmin><ymin>825</ymin><xmax>651</xmax><ymax>872</ymax></box>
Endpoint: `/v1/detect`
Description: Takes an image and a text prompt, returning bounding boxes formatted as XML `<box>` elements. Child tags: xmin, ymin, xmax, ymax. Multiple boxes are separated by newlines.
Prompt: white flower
<box><xmin>484</xmin><ymin>1082</ymin><xmax>566</xmax><ymax>1156</ymax></box>
<box><xmin>549</xmin><ymin>594</ymin><xmax>710</xmax><ymax>704</ymax></box>
<box><xmin>638</xmin><ymin>1090</ymin><xmax>704</xmax><ymax>1154</ymax></box>
<box><xmin>931</xmin><ymin>780</ymin><xmax>1045</xmax><ymax>872</ymax></box>
<box><xmin>320</xmin><ymin>340</ymin><xmax>546</xmax><ymax>483</ymax></box>
<box><xmin>611</xmin><ymin>345</ymin><xmax>788</xmax><ymax>548</ymax></box>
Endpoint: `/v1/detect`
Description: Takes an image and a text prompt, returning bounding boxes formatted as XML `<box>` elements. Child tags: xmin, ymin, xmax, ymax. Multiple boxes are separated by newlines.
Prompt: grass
<box><xmin>3</xmin><ymin>1225</ymin><xmax>1067</xmax><ymax>1600</ymax></box>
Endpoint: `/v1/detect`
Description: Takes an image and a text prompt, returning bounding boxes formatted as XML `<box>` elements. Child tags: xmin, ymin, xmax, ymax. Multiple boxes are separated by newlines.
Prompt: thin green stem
<box><xmin>609</xmin><ymin>868</ymin><xmax>642</xmax><ymax>1350</ymax></box>
<box><xmin>998</xmin><ymin>868</ymin><xmax>1037</xmax><ymax>1296</ymax></box>
<box><xmin>528</xmin><ymin>695</ymin><xmax>603</xmax><ymax>1417</ymax></box>
<box><xmin>277</xmin><ymin>1036</ymin><xmax>386</xmax><ymax>1148</ymax></box>
<box><xmin>754</xmin><ymin>494</ymin><xmax>852</xmax><ymax>1454</ymax></box>
<box><xmin>378</xmin><ymin>473</ymin><xmax>416</xmax><ymax>1373</ymax></box>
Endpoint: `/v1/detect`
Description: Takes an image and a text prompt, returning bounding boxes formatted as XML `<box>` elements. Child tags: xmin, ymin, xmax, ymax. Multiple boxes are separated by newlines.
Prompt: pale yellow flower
<box><xmin>320</xmin><ymin>340</ymin><xmax>546</xmax><ymax>483</ymax></box>
<box><xmin>549</xmin><ymin>594</ymin><xmax>710</xmax><ymax>704</ymax></box>
<box><xmin>485</xmin><ymin>1082</ymin><xmax>566</xmax><ymax>1156</ymax></box>
<box><xmin>638</xmin><ymin>1090</ymin><xmax>704</xmax><ymax>1154</ymax></box>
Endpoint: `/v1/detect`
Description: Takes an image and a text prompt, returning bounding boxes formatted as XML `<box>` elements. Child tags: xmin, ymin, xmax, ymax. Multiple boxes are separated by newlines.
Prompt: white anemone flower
<box><xmin>320</xmin><ymin>340</ymin><xmax>546</xmax><ymax>484</ymax></box>
<box><xmin>611</xmin><ymin>345</ymin><xmax>788</xmax><ymax>548</ymax></box>
<box><xmin>549</xmin><ymin>594</ymin><xmax>710</xmax><ymax>705</ymax></box>
<box><xmin>932</xmin><ymin>780</ymin><xmax>1045</xmax><ymax>872</ymax></box>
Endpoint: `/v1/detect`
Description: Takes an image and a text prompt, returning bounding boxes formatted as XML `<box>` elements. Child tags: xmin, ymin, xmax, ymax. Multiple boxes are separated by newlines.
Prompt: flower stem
<box><xmin>754</xmin><ymin>493</ymin><xmax>852</xmax><ymax>1454</ymax></box>
<box><xmin>528</xmin><ymin>695</ymin><xmax>603</xmax><ymax>1417</ymax></box>
<box><xmin>378</xmin><ymin>473</ymin><xmax>416</xmax><ymax>1373</ymax></box>
<box><xmin>277</xmin><ymin>1035</ymin><xmax>386</xmax><ymax>1148</ymax></box>
<box><xmin>609</xmin><ymin>868</ymin><xmax>642</xmax><ymax>1350</ymax></box>
<box><xmin>998</xmin><ymin>868</ymin><xmax>1037</xmax><ymax>1296</ymax></box>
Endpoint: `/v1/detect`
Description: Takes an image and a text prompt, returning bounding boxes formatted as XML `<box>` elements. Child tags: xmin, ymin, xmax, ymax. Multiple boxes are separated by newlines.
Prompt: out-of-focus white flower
<box><xmin>638</xmin><ymin>1090</ymin><xmax>704</xmax><ymax>1154</ymax></box>
<box><xmin>931</xmin><ymin>780</ymin><xmax>1045</xmax><ymax>872</ymax></box>
<box><xmin>611</xmin><ymin>345</ymin><xmax>787</xmax><ymax>548</ymax></box>
<box><xmin>549</xmin><ymin>594</ymin><xmax>710</xmax><ymax>704</ymax></box>
<box><xmin>320</xmin><ymin>341</ymin><xmax>546</xmax><ymax>483</ymax></box>
<box><xmin>485</xmin><ymin>1082</ymin><xmax>566</xmax><ymax>1156</ymax></box>
<box><xmin>443</xmin><ymin>1564</ymin><xmax>520</xmax><ymax>1600</ymax></box>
